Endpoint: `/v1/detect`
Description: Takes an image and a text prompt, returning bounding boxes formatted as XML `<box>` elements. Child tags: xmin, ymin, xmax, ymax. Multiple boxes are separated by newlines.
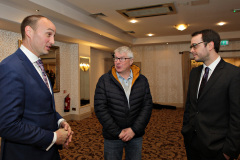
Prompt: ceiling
<box><xmin>63</xmin><ymin>0</ymin><xmax>240</xmax><ymax>38</ymax></box>
<box><xmin>0</xmin><ymin>0</ymin><xmax>240</xmax><ymax>50</ymax></box>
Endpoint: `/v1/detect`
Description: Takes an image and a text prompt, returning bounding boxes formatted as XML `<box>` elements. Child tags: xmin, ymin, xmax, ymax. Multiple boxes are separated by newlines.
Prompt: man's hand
<box><xmin>55</xmin><ymin>128</ymin><xmax>68</xmax><ymax>145</ymax></box>
<box><xmin>119</xmin><ymin>128</ymin><xmax>135</xmax><ymax>142</ymax></box>
<box><xmin>223</xmin><ymin>153</ymin><xmax>237</xmax><ymax>160</ymax></box>
<box><xmin>60</xmin><ymin>121</ymin><xmax>74</xmax><ymax>148</ymax></box>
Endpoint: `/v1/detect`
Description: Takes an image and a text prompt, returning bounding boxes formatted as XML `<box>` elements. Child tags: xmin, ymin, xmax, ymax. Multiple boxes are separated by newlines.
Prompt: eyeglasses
<box><xmin>190</xmin><ymin>41</ymin><xmax>206</xmax><ymax>49</ymax></box>
<box><xmin>113</xmin><ymin>57</ymin><xmax>132</xmax><ymax>62</ymax></box>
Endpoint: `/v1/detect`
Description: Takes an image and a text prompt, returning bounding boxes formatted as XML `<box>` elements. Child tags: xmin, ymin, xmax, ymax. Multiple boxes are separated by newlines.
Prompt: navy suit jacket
<box><xmin>0</xmin><ymin>49</ymin><xmax>62</xmax><ymax>160</ymax></box>
<box><xmin>182</xmin><ymin>59</ymin><xmax>240</xmax><ymax>158</ymax></box>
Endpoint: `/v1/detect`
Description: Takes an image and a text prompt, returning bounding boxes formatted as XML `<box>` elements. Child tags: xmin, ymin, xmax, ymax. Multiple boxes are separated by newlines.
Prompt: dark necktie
<box><xmin>36</xmin><ymin>59</ymin><xmax>50</xmax><ymax>89</ymax></box>
<box><xmin>198</xmin><ymin>67</ymin><xmax>209</xmax><ymax>97</ymax></box>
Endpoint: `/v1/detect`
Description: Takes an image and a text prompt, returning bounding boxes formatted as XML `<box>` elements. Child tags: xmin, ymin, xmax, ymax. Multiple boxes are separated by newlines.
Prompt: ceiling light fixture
<box><xmin>35</xmin><ymin>9</ymin><xmax>40</xmax><ymax>12</ymax></box>
<box><xmin>147</xmin><ymin>33</ymin><xmax>154</xmax><ymax>37</ymax></box>
<box><xmin>217</xmin><ymin>22</ymin><xmax>226</xmax><ymax>26</ymax></box>
<box><xmin>129</xmin><ymin>19</ymin><xmax>138</xmax><ymax>23</ymax></box>
<box><xmin>175</xmin><ymin>24</ymin><xmax>189</xmax><ymax>31</ymax></box>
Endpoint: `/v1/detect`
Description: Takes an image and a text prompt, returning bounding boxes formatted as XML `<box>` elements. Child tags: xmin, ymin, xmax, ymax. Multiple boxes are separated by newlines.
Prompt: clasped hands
<box><xmin>56</xmin><ymin>121</ymin><xmax>74</xmax><ymax>149</ymax></box>
<box><xmin>119</xmin><ymin>128</ymin><xmax>135</xmax><ymax>142</ymax></box>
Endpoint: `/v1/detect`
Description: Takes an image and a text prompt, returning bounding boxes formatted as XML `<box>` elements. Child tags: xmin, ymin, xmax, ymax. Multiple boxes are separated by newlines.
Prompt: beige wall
<box><xmin>54</xmin><ymin>41</ymin><xmax>79</xmax><ymax>117</ymax></box>
<box><xmin>132</xmin><ymin>44</ymin><xmax>189</xmax><ymax>107</ymax></box>
<box><xmin>90</xmin><ymin>48</ymin><xmax>113</xmax><ymax>112</ymax></box>
<box><xmin>0</xmin><ymin>29</ymin><xmax>22</xmax><ymax>60</ymax></box>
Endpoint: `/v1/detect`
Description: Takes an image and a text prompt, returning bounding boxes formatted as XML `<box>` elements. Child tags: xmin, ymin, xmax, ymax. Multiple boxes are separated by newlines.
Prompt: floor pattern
<box><xmin>59</xmin><ymin>108</ymin><xmax>187</xmax><ymax>160</ymax></box>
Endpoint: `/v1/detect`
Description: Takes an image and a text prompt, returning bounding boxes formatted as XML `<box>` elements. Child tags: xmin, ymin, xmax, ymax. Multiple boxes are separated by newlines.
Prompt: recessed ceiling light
<box><xmin>174</xmin><ymin>24</ymin><xmax>189</xmax><ymax>31</ymax></box>
<box><xmin>35</xmin><ymin>9</ymin><xmax>40</xmax><ymax>12</ymax></box>
<box><xmin>147</xmin><ymin>33</ymin><xmax>154</xmax><ymax>37</ymax></box>
<box><xmin>217</xmin><ymin>22</ymin><xmax>226</xmax><ymax>26</ymax></box>
<box><xmin>129</xmin><ymin>19</ymin><xmax>138</xmax><ymax>23</ymax></box>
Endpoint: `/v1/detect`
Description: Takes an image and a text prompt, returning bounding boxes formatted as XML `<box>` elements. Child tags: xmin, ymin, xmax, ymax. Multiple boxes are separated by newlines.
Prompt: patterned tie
<box><xmin>36</xmin><ymin>59</ymin><xmax>50</xmax><ymax>89</ymax></box>
<box><xmin>198</xmin><ymin>67</ymin><xmax>209</xmax><ymax>97</ymax></box>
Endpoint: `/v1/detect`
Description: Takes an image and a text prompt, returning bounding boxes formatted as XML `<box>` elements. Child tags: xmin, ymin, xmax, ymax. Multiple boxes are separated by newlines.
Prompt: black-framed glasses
<box><xmin>190</xmin><ymin>41</ymin><xmax>206</xmax><ymax>49</ymax></box>
<box><xmin>113</xmin><ymin>57</ymin><xmax>132</xmax><ymax>62</ymax></box>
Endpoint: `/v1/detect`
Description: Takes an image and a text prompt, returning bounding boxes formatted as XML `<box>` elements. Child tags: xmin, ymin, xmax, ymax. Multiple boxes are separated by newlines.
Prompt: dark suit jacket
<box><xmin>0</xmin><ymin>49</ymin><xmax>62</xmax><ymax>160</ymax></box>
<box><xmin>182</xmin><ymin>59</ymin><xmax>240</xmax><ymax>158</ymax></box>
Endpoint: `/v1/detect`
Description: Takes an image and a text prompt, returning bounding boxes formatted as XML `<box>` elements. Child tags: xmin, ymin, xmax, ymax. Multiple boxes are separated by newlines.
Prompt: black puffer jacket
<box><xmin>94</xmin><ymin>65</ymin><xmax>152</xmax><ymax>140</ymax></box>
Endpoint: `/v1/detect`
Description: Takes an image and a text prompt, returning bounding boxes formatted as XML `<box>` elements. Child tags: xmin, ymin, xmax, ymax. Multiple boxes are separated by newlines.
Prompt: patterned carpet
<box><xmin>59</xmin><ymin>108</ymin><xmax>187</xmax><ymax>160</ymax></box>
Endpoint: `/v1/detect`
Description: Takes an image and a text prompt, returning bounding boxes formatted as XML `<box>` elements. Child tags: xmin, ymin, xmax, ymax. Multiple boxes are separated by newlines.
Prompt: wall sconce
<box><xmin>174</xmin><ymin>24</ymin><xmax>189</xmax><ymax>31</ymax></box>
<box><xmin>80</xmin><ymin>63</ymin><xmax>90</xmax><ymax>71</ymax></box>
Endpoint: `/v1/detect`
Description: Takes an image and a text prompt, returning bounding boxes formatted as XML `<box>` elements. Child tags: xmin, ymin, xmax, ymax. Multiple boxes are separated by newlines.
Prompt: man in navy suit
<box><xmin>0</xmin><ymin>15</ymin><xmax>73</xmax><ymax>160</ymax></box>
<box><xmin>182</xmin><ymin>29</ymin><xmax>240</xmax><ymax>159</ymax></box>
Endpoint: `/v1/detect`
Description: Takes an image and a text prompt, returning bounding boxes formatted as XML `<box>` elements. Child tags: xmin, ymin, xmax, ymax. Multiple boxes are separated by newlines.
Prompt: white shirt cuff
<box><xmin>46</xmin><ymin>132</ymin><xmax>57</xmax><ymax>151</ymax></box>
<box><xmin>46</xmin><ymin>118</ymin><xmax>65</xmax><ymax>151</ymax></box>
<box><xmin>58</xmin><ymin>118</ymin><xmax>66</xmax><ymax>128</ymax></box>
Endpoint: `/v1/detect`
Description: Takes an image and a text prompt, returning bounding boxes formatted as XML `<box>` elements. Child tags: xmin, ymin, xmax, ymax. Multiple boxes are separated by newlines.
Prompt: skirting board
<box><xmin>63</xmin><ymin>111</ymin><xmax>92</xmax><ymax>121</ymax></box>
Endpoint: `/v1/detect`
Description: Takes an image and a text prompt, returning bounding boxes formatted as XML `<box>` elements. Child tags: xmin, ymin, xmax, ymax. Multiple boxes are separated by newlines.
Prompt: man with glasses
<box><xmin>182</xmin><ymin>29</ymin><xmax>240</xmax><ymax>159</ymax></box>
<box><xmin>94</xmin><ymin>46</ymin><xmax>152</xmax><ymax>160</ymax></box>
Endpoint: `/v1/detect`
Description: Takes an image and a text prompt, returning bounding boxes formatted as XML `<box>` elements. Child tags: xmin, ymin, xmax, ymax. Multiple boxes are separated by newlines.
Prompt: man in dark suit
<box><xmin>182</xmin><ymin>29</ymin><xmax>240</xmax><ymax>160</ymax></box>
<box><xmin>0</xmin><ymin>15</ymin><xmax>73</xmax><ymax>160</ymax></box>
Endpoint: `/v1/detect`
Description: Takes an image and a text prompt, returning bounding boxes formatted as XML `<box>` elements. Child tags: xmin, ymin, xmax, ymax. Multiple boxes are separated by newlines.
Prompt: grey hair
<box><xmin>114</xmin><ymin>46</ymin><xmax>134</xmax><ymax>58</ymax></box>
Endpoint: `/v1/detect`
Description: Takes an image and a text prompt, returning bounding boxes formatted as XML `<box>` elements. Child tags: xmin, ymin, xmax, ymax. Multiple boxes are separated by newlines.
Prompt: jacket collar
<box><xmin>111</xmin><ymin>64</ymin><xmax>140</xmax><ymax>86</ymax></box>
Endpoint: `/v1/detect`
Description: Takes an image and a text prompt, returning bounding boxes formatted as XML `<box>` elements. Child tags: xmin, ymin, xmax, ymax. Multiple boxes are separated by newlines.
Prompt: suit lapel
<box><xmin>198</xmin><ymin>59</ymin><xmax>225</xmax><ymax>100</ymax></box>
<box><xmin>192</xmin><ymin>66</ymin><xmax>203</xmax><ymax>101</ymax></box>
<box><xmin>16</xmin><ymin>49</ymin><xmax>52</xmax><ymax>96</ymax></box>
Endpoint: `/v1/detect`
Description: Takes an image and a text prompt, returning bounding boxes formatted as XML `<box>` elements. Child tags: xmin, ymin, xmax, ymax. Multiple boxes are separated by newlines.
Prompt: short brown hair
<box><xmin>192</xmin><ymin>29</ymin><xmax>221</xmax><ymax>53</ymax></box>
<box><xmin>20</xmin><ymin>15</ymin><xmax>46</xmax><ymax>40</ymax></box>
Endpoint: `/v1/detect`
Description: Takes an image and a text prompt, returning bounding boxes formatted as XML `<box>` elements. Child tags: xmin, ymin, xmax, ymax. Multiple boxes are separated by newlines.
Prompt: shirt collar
<box><xmin>116</xmin><ymin>69</ymin><xmax>133</xmax><ymax>80</ymax></box>
<box><xmin>203</xmin><ymin>56</ymin><xmax>221</xmax><ymax>71</ymax></box>
<box><xmin>20</xmin><ymin>45</ymin><xmax>39</xmax><ymax>63</ymax></box>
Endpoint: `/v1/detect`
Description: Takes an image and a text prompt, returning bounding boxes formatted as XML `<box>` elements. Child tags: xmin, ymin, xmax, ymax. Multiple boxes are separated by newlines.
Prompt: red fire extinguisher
<box><xmin>64</xmin><ymin>94</ymin><xmax>70</xmax><ymax>112</ymax></box>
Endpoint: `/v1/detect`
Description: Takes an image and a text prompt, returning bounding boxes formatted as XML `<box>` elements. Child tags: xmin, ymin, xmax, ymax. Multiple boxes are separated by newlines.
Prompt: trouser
<box><xmin>104</xmin><ymin>137</ymin><xmax>142</xmax><ymax>160</ymax></box>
